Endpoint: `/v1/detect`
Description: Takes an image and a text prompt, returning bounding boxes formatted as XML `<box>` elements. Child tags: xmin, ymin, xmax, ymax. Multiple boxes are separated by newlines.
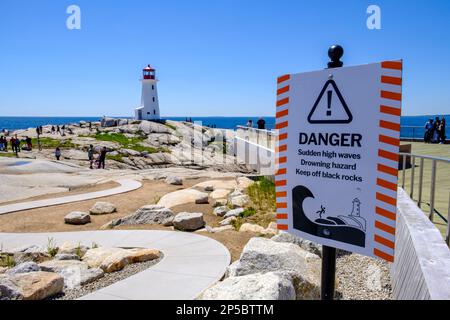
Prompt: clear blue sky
<box><xmin>1</xmin><ymin>0</ymin><xmax>449</xmax><ymax>117</ymax></box>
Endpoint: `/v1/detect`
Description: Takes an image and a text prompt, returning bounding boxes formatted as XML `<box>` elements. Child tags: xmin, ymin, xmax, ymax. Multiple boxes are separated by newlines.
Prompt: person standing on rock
<box><xmin>55</xmin><ymin>147</ymin><xmax>61</xmax><ymax>161</ymax></box>
<box><xmin>56</xmin><ymin>125</ymin><xmax>61</xmax><ymax>135</ymax></box>
<box><xmin>98</xmin><ymin>146</ymin><xmax>108</xmax><ymax>169</ymax></box>
<box><xmin>88</xmin><ymin>144</ymin><xmax>95</xmax><ymax>169</ymax></box>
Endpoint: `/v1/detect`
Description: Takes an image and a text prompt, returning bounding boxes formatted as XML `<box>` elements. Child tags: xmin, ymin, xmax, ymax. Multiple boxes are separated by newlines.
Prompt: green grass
<box><xmin>165</xmin><ymin>123</ymin><xmax>177</xmax><ymax>131</ymax></box>
<box><xmin>247</xmin><ymin>177</ymin><xmax>276</xmax><ymax>211</ymax></box>
<box><xmin>106</xmin><ymin>154</ymin><xmax>125</xmax><ymax>163</ymax></box>
<box><xmin>239</xmin><ymin>207</ymin><xmax>256</xmax><ymax>218</ymax></box>
<box><xmin>93</xmin><ymin>132</ymin><xmax>170</xmax><ymax>154</ymax></box>
<box><xmin>31</xmin><ymin>137</ymin><xmax>75</xmax><ymax>149</ymax></box>
<box><xmin>0</xmin><ymin>152</ymin><xmax>18</xmax><ymax>158</ymax></box>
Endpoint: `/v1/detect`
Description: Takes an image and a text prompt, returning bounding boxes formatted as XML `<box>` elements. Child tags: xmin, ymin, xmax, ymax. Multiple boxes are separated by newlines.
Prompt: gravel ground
<box><xmin>53</xmin><ymin>254</ymin><xmax>164</xmax><ymax>300</ymax></box>
<box><xmin>336</xmin><ymin>253</ymin><xmax>392</xmax><ymax>300</ymax></box>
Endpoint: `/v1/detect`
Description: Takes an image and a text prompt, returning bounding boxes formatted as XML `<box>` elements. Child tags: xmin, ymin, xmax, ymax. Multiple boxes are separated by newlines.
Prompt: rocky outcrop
<box><xmin>173</xmin><ymin>212</ymin><xmax>205</xmax><ymax>231</ymax></box>
<box><xmin>226</xmin><ymin>237</ymin><xmax>321</xmax><ymax>299</ymax></box>
<box><xmin>38</xmin><ymin>260</ymin><xmax>97</xmax><ymax>289</ymax></box>
<box><xmin>89</xmin><ymin>202</ymin><xmax>116</xmax><ymax>215</ymax></box>
<box><xmin>138</xmin><ymin>121</ymin><xmax>172</xmax><ymax>134</ymax></box>
<box><xmin>64</xmin><ymin>211</ymin><xmax>91</xmax><ymax>225</ymax></box>
<box><xmin>106</xmin><ymin>205</ymin><xmax>174</xmax><ymax>228</ymax></box>
<box><xmin>198</xmin><ymin>272</ymin><xmax>296</xmax><ymax>300</ymax></box>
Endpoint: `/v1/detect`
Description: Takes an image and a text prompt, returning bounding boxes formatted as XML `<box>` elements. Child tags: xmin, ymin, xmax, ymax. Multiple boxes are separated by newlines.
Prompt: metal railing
<box><xmin>399</xmin><ymin>152</ymin><xmax>450</xmax><ymax>245</ymax></box>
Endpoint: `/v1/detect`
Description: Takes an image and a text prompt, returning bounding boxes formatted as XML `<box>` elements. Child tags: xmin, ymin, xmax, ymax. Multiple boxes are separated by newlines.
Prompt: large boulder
<box><xmin>64</xmin><ymin>211</ymin><xmax>91</xmax><ymax>225</ymax></box>
<box><xmin>89</xmin><ymin>202</ymin><xmax>116</xmax><ymax>215</ymax></box>
<box><xmin>165</xmin><ymin>176</ymin><xmax>183</xmax><ymax>185</ymax></box>
<box><xmin>198</xmin><ymin>272</ymin><xmax>295</xmax><ymax>300</ymax></box>
<box><xmin>173</xmin><ymin>212</ymin><xmax>205</xmax><ymax>231</ymax></box>
<box><xmin>82</xmin><ymin>247</ymin><xmax>160</xmax><ymax>273</ymax></box>
<box><xmin>82</xmin><ymin>248</ymin><xmax>128</xmax><ymax>269</ymax></box>
<box><xmin>271</xmin><ymin>232</ymin><xmax>322</xmax><ymax>258</ymax></box>
<box><xmin>101</xmin><ymin>117</ymin><xmax>118</xmax><ymax>127</ymax></box>
<box><xmin>2</xmin><ymin>272</ymin><xmax>64</xmax><ymax>300</ymax></box>
<box><xmin>38</xmin><ymin>260</ymin><xmax>98</xmax><ymax>289</ymax></box>
<box><xmin>107</xmin><ymin>205</ymin><xmax>174</xmax><ymax>227</ymax></box>
<box><xmin>226</xmin><ymin>237</ymin><xmax>321</xmax><ymax>299</ymax></box>
<box><xmin>6</xmin><ymin>262</ymin><xmax>40</xmax><ymax>275</ymax></box>
<box><xmin>158</xmin><ymin>189</ymin><xmax>209</xmax><ymax>208</ymax></box>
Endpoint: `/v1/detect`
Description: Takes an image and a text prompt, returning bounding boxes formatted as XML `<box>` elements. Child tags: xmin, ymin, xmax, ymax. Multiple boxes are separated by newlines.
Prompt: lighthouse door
<box><xmin>137</xmin><ymin>110</ymin><xmax>142</xmax><ymax>120</ymax></box>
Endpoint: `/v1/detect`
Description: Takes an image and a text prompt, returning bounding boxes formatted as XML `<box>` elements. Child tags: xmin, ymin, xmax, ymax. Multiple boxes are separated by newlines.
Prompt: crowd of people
<box><xmin>424</xmin><ymin>117</ymin><xmax>446</xmax><ymax>144</ymax></box>
<box><xmin>1</xmin><ymin>124</ymin><xmax>109</xmax><ymax>169</ymax></box>
<box><xmin>0</xmin><ymin>134</ymin><xmax>32</xmax><ymax>153</ymax></box>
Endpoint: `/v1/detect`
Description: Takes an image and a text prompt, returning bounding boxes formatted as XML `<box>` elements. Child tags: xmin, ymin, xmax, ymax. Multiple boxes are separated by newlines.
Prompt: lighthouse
<box><xmin>135</xmin><ymin>65</ymin><xmax>160</xmax><ymax>120</ymax></box>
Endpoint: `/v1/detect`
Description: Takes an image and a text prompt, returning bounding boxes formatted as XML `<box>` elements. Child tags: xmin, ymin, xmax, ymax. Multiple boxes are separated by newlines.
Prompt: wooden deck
<box><xmin>400</xmin><ymin>142</ymin><xmax>450</xmax><ymax>237</ymax></box>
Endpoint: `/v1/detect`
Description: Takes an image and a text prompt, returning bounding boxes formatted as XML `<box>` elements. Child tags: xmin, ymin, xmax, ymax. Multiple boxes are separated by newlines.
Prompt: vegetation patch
<box><xmin>93</xmin><ymin>132</ymin><xmax>170</xmax><ymax>154</ymax></box>
<box><xmin>247</xmin><ymin>177</ymin><xmax>276</xmax><ymax>211</ymax></box>
<box><xmin>165</xmin><ymin>123</ymin><xmax>177</xmax><ymax>131</ymax></box>
<box><xmin>106</xmin><ymin>154</ymin><xmax>125</xmax><ymax>163</ymax></box>
<box><xmin>32</xmin><ymin>137</ymin><xmax>75</xmax><ymax>149</ymax></box>
<box><xmin>0</xmin><ymin>152</ymin><xmax>18</xmax><ymax>158</ymax></box>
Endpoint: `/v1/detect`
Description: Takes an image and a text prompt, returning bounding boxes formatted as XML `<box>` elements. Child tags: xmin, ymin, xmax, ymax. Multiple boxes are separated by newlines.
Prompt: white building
<box><xmin>135</xmin><ymin>65</ymin><xmax>160</xmax><ymax>120</ymax></box>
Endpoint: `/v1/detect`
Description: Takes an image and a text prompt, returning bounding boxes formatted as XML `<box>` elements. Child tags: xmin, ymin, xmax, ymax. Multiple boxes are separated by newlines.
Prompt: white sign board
<box><xmin>275</xmin><ymin>61</ymin><xmax>403</xmax><ymax>261</ymax></box>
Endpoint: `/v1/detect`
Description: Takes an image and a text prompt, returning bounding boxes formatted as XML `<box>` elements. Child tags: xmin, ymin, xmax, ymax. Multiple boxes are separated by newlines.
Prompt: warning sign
<box><xmin>308</xmin><ymin>79</ymin><xmax>352</xmax><ymax>124</ymax></box>
<box><xmin>275</xmin><ymin>61</ymin><xmax>403</xmax><ymax>261</ymax></box>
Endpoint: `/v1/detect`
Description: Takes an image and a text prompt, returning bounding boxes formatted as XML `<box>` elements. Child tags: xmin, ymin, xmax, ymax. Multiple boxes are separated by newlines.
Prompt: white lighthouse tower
<box><xmin>135</xmin><ymin>65</ymin><xmax>160</xmax><ymax>120</ymax></box>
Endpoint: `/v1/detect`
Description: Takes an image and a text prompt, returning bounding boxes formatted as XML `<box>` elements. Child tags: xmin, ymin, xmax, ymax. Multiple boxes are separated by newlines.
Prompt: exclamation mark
<box><xmin>327</xmin><ymin>90</ymin><xmax>332</xmax><ymax>116</ymax></box>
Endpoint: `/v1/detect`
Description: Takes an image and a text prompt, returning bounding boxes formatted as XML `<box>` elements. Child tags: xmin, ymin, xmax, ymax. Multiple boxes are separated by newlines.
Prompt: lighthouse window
<box><xmin>153</xmin><ymin>97</ymin><xmax>155</xmax><ymax>102</ymax></box>
<box><xmin>153</xmin><ymin>110</ymin><xmax>156</xmax><ymax>115</ymax></box>
<box><xmin>152</xmin><ymin>85</ymin><xmax>154</xmax><ymax>90</ymax></box>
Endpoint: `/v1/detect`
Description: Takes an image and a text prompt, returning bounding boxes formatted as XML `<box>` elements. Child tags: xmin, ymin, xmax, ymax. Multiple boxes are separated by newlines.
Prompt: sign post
<box><xmin>275</xmin><ymin>45</ymin><xmax>403</xmax><ymax>299</ymax></box>
<box><xmin>321</xmin><ymin>45</ymin><xmax>344</xmax><ymax>300</ymax></box>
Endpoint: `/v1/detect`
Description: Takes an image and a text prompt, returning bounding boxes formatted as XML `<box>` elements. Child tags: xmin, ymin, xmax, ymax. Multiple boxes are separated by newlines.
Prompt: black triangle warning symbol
<box><xmin>307</xmin><ymin>80</ymin><xmax>353</xmax><ymax>124</ymax></box>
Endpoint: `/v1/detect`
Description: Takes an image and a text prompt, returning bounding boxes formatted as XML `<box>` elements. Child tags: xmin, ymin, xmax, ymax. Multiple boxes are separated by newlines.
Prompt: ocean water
<box><xmin>0</xmin><ymin>115</ymin><xmax>448</xmax><ymax>139</ymax></box>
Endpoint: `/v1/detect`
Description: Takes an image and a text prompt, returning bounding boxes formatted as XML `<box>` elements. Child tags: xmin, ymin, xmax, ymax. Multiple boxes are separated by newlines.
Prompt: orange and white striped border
<box><xmin>275</xmin><ymin>74</ymin><xmax>291</xmax><ymax>231</ymax></box>
<box><xmin>373</xmin><ymin>60</ymin><xmax>403</xmax><ymax>262</ymax></box>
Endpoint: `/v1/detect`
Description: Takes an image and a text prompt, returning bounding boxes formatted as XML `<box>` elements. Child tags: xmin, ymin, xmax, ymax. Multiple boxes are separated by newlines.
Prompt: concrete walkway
<box><xmin>0</xmin><ymin>179</ymin><xmax>142</xmax><ymax>215</ymax></box>
<box><xmin>0</xmin><ymin>230</ymin><xmax>230</xmax><ymax>300</ymax></box>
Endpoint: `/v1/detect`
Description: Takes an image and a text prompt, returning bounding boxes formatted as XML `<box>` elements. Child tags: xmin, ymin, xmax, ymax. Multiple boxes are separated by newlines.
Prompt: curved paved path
<box><xmin>0</xmin><ymin>179</ymin><xmax>142</xmax><ymax>215</ymax></box>
<box><xmin>0</xmin><ymin>230</ymin><xmax>230</xmax><ymax>300</ymax></box>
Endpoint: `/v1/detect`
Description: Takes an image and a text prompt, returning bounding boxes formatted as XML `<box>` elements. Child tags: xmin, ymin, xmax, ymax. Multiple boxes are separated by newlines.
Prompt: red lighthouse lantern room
<box><xmin>143</xmin><ymin>65</ymin><xmax>155</xmax><ymax>80</ymax></box>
